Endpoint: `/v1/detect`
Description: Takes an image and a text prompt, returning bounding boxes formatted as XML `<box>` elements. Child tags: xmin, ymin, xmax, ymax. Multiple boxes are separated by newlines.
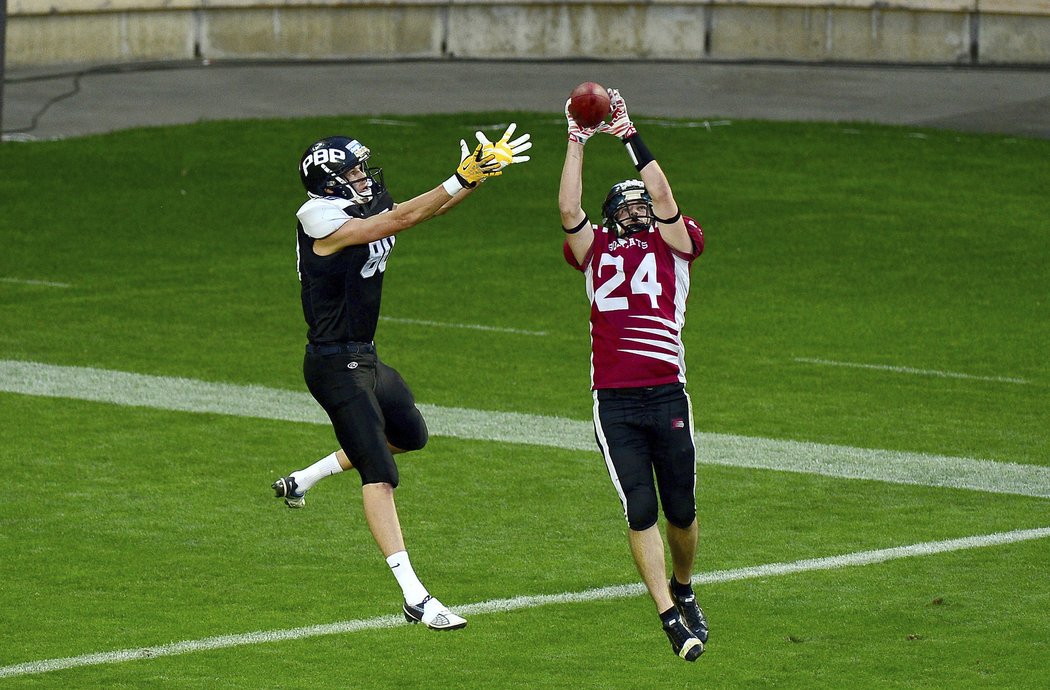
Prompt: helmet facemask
<box><xmin>602</xmin><ymin>180</ymin><xmax>654</xmax><ymax>239</ymax></box>
<box><xmin>611</xmin><ymin>198</ymin><xmax>654</xmax><ymax>238</ymax></box>
<box><xmin>329</xmin><ymin>162</ymin><xmax>385</xmax><ymax>205</ymax></box>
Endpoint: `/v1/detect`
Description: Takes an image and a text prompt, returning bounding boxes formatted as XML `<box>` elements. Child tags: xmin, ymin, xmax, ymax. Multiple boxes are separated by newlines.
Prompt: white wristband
<box><xmin>442</xmin><ymin>175</ymin><xmax>465</xmax><ymax>196</ymax></box>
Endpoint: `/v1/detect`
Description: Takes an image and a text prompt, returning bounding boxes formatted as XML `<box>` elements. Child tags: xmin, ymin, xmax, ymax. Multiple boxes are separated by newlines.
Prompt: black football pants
<box><xmin>593</xmin><ymin>383</ymin><xmax>697</xmax><ymax>531</ymax></box>
<box><xmin>303</xmin><ymin>351</ymin><xmax>428</xmax><ymax>487</ymax></box>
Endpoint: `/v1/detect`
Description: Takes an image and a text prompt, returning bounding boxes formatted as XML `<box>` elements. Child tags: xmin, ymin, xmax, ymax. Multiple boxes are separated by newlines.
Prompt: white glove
<box><xmin>604</xmin><ymin>88</ymin><xmax>637</xmax><ymax>140</ymax></box>
<box><xmin>476</xmin><ymin>122</ymin><xmax>532</xmax><ymax>170</ymax></box>
<box><xmin>565</xmin><ymin>99</ymin><xmax>608</xmax><ymax>145</ymax></box>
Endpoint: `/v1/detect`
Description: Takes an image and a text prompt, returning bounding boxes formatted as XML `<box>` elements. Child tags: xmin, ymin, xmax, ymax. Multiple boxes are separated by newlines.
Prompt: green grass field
<box><xmin>1</xmin><ymin>113</ymin><xmax>1048</xmax><ymax>688</ymax></box>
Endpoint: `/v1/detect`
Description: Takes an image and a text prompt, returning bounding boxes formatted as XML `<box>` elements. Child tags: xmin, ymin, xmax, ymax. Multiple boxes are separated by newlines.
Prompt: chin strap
<box><xmin>616</xmin><ymin>221</ymin><xmax>650</xmax><ymax>238</ymax></box>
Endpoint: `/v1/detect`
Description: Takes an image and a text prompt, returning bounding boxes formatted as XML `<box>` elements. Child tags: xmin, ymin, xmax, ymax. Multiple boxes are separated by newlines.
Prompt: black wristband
<box><xmin>654</xmin><ymin>208</ymin><xmax>682</xmax><ymax>224</ymax></box>
<box><xmin>624</xmin><ymin>132</ymin><xmax>655</xmax><ymax>171</ymax></box>
<box><xmin>563</xmin><ymin>216</ymin><xmax>590</xmax><ymax>235</ymax></box>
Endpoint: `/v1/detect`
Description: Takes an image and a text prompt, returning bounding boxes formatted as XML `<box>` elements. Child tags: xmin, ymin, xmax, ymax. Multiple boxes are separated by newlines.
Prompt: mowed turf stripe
<box><xmin>794</xmin><ymin>357</ymin><xmax>1031</xmax><ymax>385</ymax></box>
<box><xmin>1</xmin><ymin>526</ymin><xmax>1047</xmax><ymax>679</ymax></box>
<box><xmin>0</xmin><ymin>277</ymin><xmax>72</xmax><ymax>288</ymax></box>
<box><xmin>2</xmin><ymin>359</ymin><xmax>1048</xmax><ymax>499</ymax></box>
<box><xmin>380</xmin><ymin>316</ymin><xmax>548</xmax><ymax>336</ymax></box>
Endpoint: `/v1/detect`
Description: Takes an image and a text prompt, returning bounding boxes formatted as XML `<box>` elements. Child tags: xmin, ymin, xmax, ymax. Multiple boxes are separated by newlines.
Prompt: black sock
<box><xmin>670</xmin><ymin>575</ymin><xmax>693</xmax><ymax>598</ymax></box>
<box><xmin>659</xmin><ymin>606</ymin><xmax>680</xmax><ymax>627</ymax></box>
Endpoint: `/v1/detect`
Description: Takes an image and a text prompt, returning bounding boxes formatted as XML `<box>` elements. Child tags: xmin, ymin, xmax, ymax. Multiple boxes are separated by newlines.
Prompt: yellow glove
<box><xmin>455</xmin><ymin>143</ymin><xmax>502</xmax><ymax>188</ymax></box>
<box><xmin>476</xmin><ymin>123</ymin><xmax>532</xmax><ymax>170</ymax></box>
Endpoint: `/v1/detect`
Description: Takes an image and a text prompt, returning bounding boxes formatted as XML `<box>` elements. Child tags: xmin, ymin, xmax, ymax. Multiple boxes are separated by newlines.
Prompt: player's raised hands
<box><xmin>455</xmin><ymin>142</ymin><xmax>502</xmax><ymax>188</ymax></box>
<box><xmin>476</xmin><ymin>122</ymin><xmax>532</xmax><ymax>170</ymax></box>
<box><xmin>566</xmin><ymin>99</ymin><xmax>609</xmax><ymax>145</ymax></box>
<box><xmin>604</xmin><ymin>88</ymin><xmax>638</xmax><ymax>140</ymax></box>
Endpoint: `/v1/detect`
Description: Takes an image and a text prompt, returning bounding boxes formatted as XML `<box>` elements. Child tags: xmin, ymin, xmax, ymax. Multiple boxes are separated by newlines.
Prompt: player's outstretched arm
<box><xmin>560</xmin><ymin>100</ymin><xmax>598</xmax><ymax>262</ymax></box>
<box><xmin>312</xmin><ymin>142</ymin><xmax>501</xmax><ymax>255</ymax></box>
<box><xmin>604</xmin><ymin>88</ymin><xmax>693</xmax><ymax>254</ymax></box>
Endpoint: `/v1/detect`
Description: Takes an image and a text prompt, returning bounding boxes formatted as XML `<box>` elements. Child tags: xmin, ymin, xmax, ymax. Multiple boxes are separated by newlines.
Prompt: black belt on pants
<box><xmin>596</xmin><ymin>382</ymin><xmax>684</xmax><ymax>400</ymax></box>
<box><xmin>306</xmin><ymin>341</ymin><xmax>376</xmax><ymax>356</ymax></box>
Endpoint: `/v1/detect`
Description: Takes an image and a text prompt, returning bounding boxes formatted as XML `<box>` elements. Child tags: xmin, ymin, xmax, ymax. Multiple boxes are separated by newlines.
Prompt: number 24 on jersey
<box><xmin>594</xmin><ymin>253</ymin><xmax>662</xmax><ymax>312</ymax></box>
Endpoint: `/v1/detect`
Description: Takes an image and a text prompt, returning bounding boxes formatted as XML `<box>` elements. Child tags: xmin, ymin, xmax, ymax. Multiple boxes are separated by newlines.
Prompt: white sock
<box><xmin>386</xmin><ymin>550</ymin><xmax>429</xmax><ymax>605</ymax></box>
<box><xmin>290</xmin><ymin>452</ymin><xmax>343</xmax><ymax>493</ymax></box>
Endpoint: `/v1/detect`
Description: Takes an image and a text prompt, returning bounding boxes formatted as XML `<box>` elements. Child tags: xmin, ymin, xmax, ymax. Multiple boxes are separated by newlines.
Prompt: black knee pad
<box><xmin>662</xmin><ymin>489</ymin><xmax>696</xmax><ymax>529</ymax></box>
<box><xmin>625</xmin><ymin>486</ymin><xmax>659</xmax><ymax>531</ymax></box>
<box><xmin>356</xmin><ymin>457</ymin><xmax>399</xmax><ymax>488</ymax></box>
<box><xmin>664</xmin><ymin>505</ymin><xmax>696</xmax><ymax>530</ymax></box>
<box><xmin>375</xmin><ymin>361</ymin><xmax>428</xmax><ymax>452</ymax></box>
<box><xmin>385</xmin><ymin>409</ymin><xmax>428</xmax><ymax>452</ymax></box>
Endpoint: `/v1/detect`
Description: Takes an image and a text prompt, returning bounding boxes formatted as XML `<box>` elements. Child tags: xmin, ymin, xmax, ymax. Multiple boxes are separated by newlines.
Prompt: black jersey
<box><xmin>296</xmin><ymin>190</ymin><xmax>396</xmax><ymax>345</ymax></box>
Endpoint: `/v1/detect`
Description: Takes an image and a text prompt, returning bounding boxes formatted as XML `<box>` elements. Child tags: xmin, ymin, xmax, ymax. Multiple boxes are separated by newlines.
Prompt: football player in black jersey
<box><xmin>273</xmin><ymin>127</ymin><xmax>531</xmax><ymax>631</ymax></box>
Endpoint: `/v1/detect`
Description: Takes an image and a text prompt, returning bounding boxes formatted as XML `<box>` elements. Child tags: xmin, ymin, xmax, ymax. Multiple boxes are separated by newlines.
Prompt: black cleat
<box><xmin>272</xmin><ymin>476</ymin><xmax>305</xmax><ymax>509</ymax></box>
<box><xmin>663</xmin><ymin>616</ymin><xmax>704</xmax><ymax>661</ymax></box>
<box><xmin>670</xmin><ymin>580</ymin><xmax>709</xmax><ymax>644</ymax></box>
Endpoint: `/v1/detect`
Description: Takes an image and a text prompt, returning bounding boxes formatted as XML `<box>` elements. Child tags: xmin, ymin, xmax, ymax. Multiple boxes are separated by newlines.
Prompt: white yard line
<box><xmin>380</xmin><ymin>316</ymin><xmax>548</xmax><ymax>336</ymax></box>
<box><xmin>1</xmin><ymin>526</ymin><xmax>1046</xmax><ymax>679</ymax></box>
<box><xmin>1</xmin><ymin>360</ymin><xmax>1048</xmax><ymax>499</ymax></box>
<box><xmin>0</xmin><ymin>277</ymin><xmax>72</xmax><ymax>288</ymax></box>
<box><xmin>794</xmin><ymin>357</ymin><xmax>1031</xmax><ymax>385</ymax></box>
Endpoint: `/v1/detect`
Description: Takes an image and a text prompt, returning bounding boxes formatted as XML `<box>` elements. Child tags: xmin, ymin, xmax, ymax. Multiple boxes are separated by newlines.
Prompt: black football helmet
<box><xmin>602</xmin><ymin>179</ymin><xmax>654</xmax><ymax>238</ymax></box>
<box><xmin>299</xmin><ymin>136</ymin><xmax>385</xmax><ymax>204</ymax></box>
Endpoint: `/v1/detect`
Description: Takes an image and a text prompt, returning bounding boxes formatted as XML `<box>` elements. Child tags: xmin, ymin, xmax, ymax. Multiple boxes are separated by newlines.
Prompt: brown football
<box><xmin>568</xmin><ymin>82</ymin><xmax>611</xmax><ymax>129</ymax></box>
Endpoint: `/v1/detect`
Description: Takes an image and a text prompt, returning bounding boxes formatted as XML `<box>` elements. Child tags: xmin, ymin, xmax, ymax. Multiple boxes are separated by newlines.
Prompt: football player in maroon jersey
<box><xmin>559</xmin><ymin>89</ymin><xmax>709</xmax><ymax>661</ymax></box>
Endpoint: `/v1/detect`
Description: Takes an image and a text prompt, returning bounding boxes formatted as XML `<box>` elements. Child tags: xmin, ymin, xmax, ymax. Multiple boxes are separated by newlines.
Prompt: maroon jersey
<box><xmin>564</xmin><ymin>217</ymin><xmax>704</xmax><ymax>390</ymax></box>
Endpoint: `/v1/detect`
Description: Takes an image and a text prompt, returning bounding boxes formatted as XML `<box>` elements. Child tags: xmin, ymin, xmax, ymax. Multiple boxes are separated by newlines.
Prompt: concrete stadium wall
<box><xmin>5</xmin><ymin>0</ymin><xmax>1050</xmax><ymax>67</ymax></box>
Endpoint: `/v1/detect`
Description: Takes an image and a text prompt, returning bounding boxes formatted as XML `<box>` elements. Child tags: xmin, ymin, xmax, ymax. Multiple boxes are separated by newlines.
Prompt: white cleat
<box><xmin>403</xmin><ymin>595</ymin><xmax>467</xmax><ymax>631</ymax></box>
